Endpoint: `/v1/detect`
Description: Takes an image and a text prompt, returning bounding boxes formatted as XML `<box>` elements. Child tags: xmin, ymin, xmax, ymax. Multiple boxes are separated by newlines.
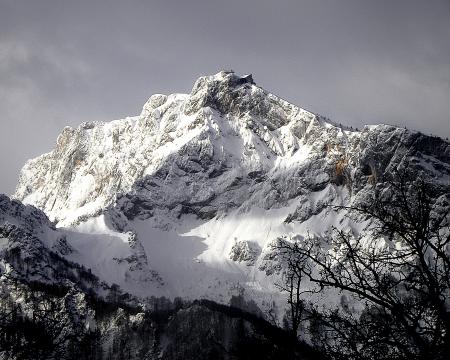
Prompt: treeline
<box><xmin>0</xmin><ymin>277</ymin><xmax>321</xmax><ymax>360</ymax></box>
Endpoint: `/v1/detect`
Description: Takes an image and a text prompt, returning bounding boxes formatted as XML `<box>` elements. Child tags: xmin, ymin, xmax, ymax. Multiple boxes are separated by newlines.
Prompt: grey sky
<box><xmin>1</xmin><ymin>0</ymin><xmax>449</xmax><ymax>195</ymax></box>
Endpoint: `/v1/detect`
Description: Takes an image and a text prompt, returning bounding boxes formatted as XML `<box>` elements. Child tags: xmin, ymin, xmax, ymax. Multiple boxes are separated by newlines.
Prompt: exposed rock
<box><xmin>229</xmin><ymin>240</ymin><xmax>261</xmax><ymax>265</ymax></box>
<box><xmin>4</xmin><ymin>72</ymin><xmax>450</xmax><ymax>357</ymax></box>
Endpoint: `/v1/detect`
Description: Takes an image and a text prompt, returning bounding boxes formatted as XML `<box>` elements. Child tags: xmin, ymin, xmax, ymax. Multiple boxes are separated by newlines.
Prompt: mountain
<box><xmin>2</xmin><ymin>70</ymin><xmax>450</xmax><ymax>359</ymax></box>
<box><xmin>12</xmin><ymin>70</ymin><xmax>450</xmax><ymax>302</ymax></box>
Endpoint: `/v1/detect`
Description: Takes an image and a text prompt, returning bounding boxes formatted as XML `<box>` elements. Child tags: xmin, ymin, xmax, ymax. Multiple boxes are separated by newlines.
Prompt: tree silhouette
<box><xmin>274</xmin><ymin>171</ymin><xmax>450</xmax><ymax>359</ymax></box>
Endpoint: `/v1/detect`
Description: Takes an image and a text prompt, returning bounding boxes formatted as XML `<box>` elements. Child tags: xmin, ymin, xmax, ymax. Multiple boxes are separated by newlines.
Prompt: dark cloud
<box><xmin>1</xmin><ymin>0</ymin><xmax>449</xmax><ymax>194</ymax></box>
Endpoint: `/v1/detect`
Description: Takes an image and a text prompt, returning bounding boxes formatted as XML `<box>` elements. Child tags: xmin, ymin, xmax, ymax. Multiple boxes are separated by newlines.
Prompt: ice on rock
<box><xmin>229</xmin><ymin>240</ymin><xmax>261</xmax><ymax>266</ymax></box>
<box><xmin>10</xmin><ymin>71</ymin><xmax>450</xmax><ymax>307</ymax></box>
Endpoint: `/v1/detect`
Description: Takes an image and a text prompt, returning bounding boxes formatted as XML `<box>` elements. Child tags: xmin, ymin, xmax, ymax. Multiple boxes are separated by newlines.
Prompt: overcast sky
<box><xmin>1</xmin><ymin>0</ymin><xmax>449</xmax><ymax>195</ymax></box>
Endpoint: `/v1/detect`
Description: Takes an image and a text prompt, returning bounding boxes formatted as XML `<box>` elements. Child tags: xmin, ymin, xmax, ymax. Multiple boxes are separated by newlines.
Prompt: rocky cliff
<box><xmin>2</xmin><ymin>70</ymin><xmax>449</xmax><ymax>359</ymax></box>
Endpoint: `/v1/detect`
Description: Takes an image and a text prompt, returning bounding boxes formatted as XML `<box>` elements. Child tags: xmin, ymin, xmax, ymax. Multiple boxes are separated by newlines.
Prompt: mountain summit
<box><xmin>1</xmin><ymin>71</ymin><xmax>450</xmax><ymax>359</ymax></box>
<box><xmin>10</xmin><ymin>71</ymin><xmax>450</xmax><ymax>303</ymax></box>
<box><xmin>14</xmin><ymin>70</ymin><xmax>318</xmax><ymax>226</ymax></box>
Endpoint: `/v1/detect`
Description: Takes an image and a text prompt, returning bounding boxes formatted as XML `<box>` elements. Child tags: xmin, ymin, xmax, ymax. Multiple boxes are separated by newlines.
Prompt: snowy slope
<box><xmin>12</xmin><ymin>71</ymin><xmax>450</xmax><ymax>311</ymax></box>
<box><xmin>0</xmin><ymin>194</ymin><xmax>110</xmax><ymax>296</ymax></box>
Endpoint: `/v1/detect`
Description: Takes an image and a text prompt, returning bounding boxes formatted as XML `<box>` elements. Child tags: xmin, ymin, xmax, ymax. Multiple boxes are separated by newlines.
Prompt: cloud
<box><xmin>0</xmin><ymin>37</ymin><xmax>93</xmax><ymax>194</ymax></box>
<box><xmin>313</xmin><ymin>55</ymin><xmax>450</xmax><ymax>134</ymax></box>
<box><xmin>0</xmin><ymin>0</ymin><xmax>449</xmax><ymax>194</ymax></box>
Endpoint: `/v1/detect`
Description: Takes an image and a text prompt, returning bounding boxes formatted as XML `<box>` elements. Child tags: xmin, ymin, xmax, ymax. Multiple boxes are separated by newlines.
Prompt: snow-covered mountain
<box><xmin>8</xmin><ymin>70</ymin><xmax>450</xmax><ymax>311</ymax></box>
<box><xmin>2</xmin><ymin>70</ymin><xmax>450</xmax><ymax>359</ymax></box>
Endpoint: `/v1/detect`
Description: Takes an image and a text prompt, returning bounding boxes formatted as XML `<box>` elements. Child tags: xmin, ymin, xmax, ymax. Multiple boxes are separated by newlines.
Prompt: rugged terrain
<box><xmin>2</xmin><ymin>70</ymin><xmax>450</xmax><ymax>359</ymax></box>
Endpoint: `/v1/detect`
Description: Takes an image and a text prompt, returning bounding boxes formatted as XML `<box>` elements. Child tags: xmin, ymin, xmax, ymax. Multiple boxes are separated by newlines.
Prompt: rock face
<box><xmin>0</xmin><ymin>194</ymin><xmax>314</xmax><ymax>359</ymax></box>
<box><xmin>229</xmin><ymin>240</ymin><xmax>261</xmax><ymax>265</ymax></box>
<box><xmin>8</xmin><ymin>70</ymin><xmax>450</xmax><ymax>308</ymax></box>
<box><xmin>15</xmin><ymin>71</ymin><xmax>450</xmax><ymax>225</ymax></box>
<box><xmin>15</xmin><ymin>70</ymin><xmax>317</xmax><ymax>227</ymax></box>
<box><xmin>2</xmin><ymin>70</ymin><xmax>450</xmax><ymax>359</ymax></box>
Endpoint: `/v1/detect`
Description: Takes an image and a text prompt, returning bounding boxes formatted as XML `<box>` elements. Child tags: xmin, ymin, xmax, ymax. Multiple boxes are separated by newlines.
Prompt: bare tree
<box><xmin>272</xmin><ymin>238</ymin><xmax>311</xmax><ymax>339</ymax></box>
<box><xmin>275</xmin><ymin>172</ymin><xmax>450</xmax><ymax>359</ymax></box>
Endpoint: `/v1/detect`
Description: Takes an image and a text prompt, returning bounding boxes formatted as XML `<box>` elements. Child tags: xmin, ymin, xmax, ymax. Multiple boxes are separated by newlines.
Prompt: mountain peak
<box><xmin>15</xmin><ymin>70</ymin><xmax>450</xmax><ymax>233</ymax></box>
<box><xmin>184</xmin><ymin>70</ymin><xmax>258</xmax><ymax>115</ymax></box>
<box><xmin>199</xmin><ymin>70</ymin><xmax>255</xmax><ymax>87</ymax></box>
<box><xmin>9</xmin><ymin>68</ymin><xmax>450</xmax><ymax>308</ymax></box>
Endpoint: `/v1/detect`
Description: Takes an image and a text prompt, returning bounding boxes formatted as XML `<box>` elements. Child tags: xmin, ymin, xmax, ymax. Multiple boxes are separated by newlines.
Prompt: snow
<box><xmin>9</xmin><ymin>70</ymin><xmax>450</xmax><ymax>319</ymax></box>
<box><xmin>66</xmin><ymin>229</ymin><xmax>133</xmax><ymax>288</ymax></box>
<box><xmin>72</xmin><ymin>214</ymin><xmax>129</xmax><ymax>242</ymax></box>
<box><xmin>53</xmin><ymin>181</ymin><xmax>350</xmax><ymax>313</ymax></box>
<box><xmin>0</xmin><ymin>237</ymin><xmax>8</xmax><ymax>251</ymax></box>
<box><xmin>67</xmin><ymin>173</ymin><xmax>96</xmax><ymax>208</ymax></box>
